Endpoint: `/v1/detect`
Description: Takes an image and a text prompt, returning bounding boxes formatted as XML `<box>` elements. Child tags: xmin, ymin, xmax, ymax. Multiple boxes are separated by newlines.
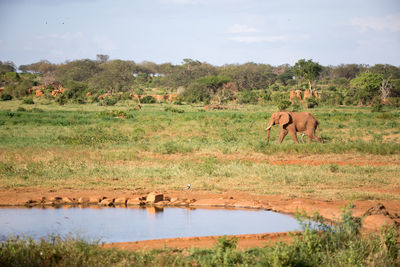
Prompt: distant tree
<box><xmin>96</xmin><ymin>54</ymin><xmax>109</xmax><ymax>63</ymax></box>
<box><xmin>350</xmin><ymin>72</ymin><xmax>383</xmax><ymax>105</ymax></box>
<box><xmin>277</xmin><ymin>69</ymin><xmax>294</xmax><ymax>86</ymax></box>
<box><xmin>293</xmin><ymin>59</ymin><xmax>322</xmax><ymax>94</ymax></box>
<box><xmin>333</xmin><ymin>64</ymin><xmax>365</xmax><ymax>80</ymax></box>
<box><xmin>370</xmin><ymin>64</ymin><xmax>400</xmax><ymax>79</ymax></box>
<box><xmin>88</xmin><ymin>59</ymin><xmax>135</xmax><ymax>93</ymax></box>
<box><xmin>55</xmin><ymin>59</ymin><xmax>100</xmax><ymax>83</ymax></box>
<box><xmin>19</xmin><ymin>60</ymin><xmax>56</xmax><ymax>74</ymax></box>
<box><xmin>0</xmin><ymin>61</ymin><xmax>16</xmax><ymax>73</ymax></box>
<box><xmin>220</xmin><ymin>63</ymin><xmax>276</xmax><ymax>91</ymax></box>
<box><xmin>182</xmin><ymin>75</ymin><xmax>230</xmax><ymax>103</ymax></box>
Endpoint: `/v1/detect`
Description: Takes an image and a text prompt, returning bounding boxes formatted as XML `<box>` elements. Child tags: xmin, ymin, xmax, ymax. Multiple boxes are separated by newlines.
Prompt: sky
<box><xmin>0</xmin><ymin>0</ymin><xmax>399</xmax><ymax>68</ymax></box>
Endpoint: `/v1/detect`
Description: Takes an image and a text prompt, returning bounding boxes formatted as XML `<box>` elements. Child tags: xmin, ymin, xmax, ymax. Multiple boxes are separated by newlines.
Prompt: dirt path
<box><xmin>137</xmin><ymin>152</ymin><xmax>400</xmax><ymax>166</ymax></box>
<box><xmin>1</xmin><ymin>188</ymin><xmax>399</xmax><ymax>251</ymax></box>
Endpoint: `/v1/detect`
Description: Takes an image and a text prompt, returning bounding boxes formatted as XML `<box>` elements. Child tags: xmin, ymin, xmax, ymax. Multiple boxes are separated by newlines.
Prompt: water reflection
<box><xmin>0</xmin><ymin>206</ymin><xmax>302</xmax><ymax>243</ymax></box>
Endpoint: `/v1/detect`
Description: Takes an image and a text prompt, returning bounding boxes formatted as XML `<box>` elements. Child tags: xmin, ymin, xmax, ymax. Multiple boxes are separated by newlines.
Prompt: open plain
<box><xmin>1</xmin><ymin>100</ymin><xmax>399</xmax><ymax>251</ymax></box>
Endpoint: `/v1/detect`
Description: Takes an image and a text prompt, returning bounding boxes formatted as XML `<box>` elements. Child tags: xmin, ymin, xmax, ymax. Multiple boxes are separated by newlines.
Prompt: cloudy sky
<box><xmin>0</xmin><ymin>0</ymin><xmax>399</xmax><ymax>67</ymax></box>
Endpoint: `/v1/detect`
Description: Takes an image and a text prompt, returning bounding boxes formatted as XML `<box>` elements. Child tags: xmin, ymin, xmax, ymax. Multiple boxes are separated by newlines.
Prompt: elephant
<box><xmin>266</xmin><ymin>111</ymin><xmax>322</xmax><ymax>144</ymax></box>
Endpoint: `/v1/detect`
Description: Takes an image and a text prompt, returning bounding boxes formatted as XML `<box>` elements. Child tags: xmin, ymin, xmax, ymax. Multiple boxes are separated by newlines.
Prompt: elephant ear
<box><xmin>278</xmin><ymin>112</ymin><xmax>290</xmax><ymax>127</ymax></box>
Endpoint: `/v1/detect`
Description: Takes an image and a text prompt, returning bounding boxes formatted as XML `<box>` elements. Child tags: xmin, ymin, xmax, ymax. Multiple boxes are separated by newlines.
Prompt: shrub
<box><xmin>22</xmin><ymin>97</ymin><xmax>34</xmax><ymax>104</ymax></box>
<box><xmin>371</xmin><ymin>96</ymin><xmax>383</xmax><ymax>112</ymax></box>
<box><xmin>1</xmin><ymin>93</ymin><xmax>13</xmax><ymax>101</ymax></box>
<box><xmin>277</xmin><ymin>99</ymin><xmax>291</xmax><ymax>111</ymax></box>
<box><xmin>99</xmin><ymin>96</ymin><xmax>118</xmax><ymax>106</ymax></box>
<box><xmin>140</xmin><ymin>95</ymin><xmax>156</xmax><ymax>104</ymax></box>
<box><xmin>237</xmin><ymin>90</ymin><xmax>258</xmax><ymax>104</ymax></box>
<box><xmin>306</xmin><ymin>96</ymin><xmax>318</xmax><ymax>108</ymax></box>
<box><xmin>164</xmin><ymin>106</ymin><xmax>184</xmax><ymax>113</ymax></box>
<box><xmin>56</xmin><ymin>94</ymin><xmax>68</xmax><ymax>105</ymax></box>
<box><xmin>182</xmin><ymin>82</ymin><xmax>210</xmax><ymax>103</ymax></box>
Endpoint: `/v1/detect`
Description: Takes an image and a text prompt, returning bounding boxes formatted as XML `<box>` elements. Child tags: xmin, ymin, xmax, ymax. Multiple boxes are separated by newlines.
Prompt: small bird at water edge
<box><xmin>184</xmin><ymin>183</ymin><xmax>191</xmax><ymax>190</ymax></box>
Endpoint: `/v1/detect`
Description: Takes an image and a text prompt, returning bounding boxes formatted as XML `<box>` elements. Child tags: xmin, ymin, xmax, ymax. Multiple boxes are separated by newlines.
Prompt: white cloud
<box><xmin>351</xmin><ymin>12</ymin><xmax>400</xmax><ymax>32</ymax></box>
<box><xmin>228</xmin><ymin>24</ymin><xmax>260</xmax><ymax>33</ymax></box>
<box><xmin>229</xmin><ymin>35</ymin><xmax>286</xmax><ymax>43</ymax></box>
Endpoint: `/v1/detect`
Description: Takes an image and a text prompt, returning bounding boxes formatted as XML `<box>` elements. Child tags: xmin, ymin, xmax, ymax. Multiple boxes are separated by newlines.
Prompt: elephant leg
<box><xmin>279</xmin><ymin>129</ymin><xmax>288</xmax><ymax>144</ymax></box>
<box><xmin>289</xmin><ymin>131</ymin><xmax>299</xmax><ymax>144</ymax></box>
<box><xmin>307</xmin><ymin>131</ymin><xmax>321</xmax><ymax>143</ymax></box>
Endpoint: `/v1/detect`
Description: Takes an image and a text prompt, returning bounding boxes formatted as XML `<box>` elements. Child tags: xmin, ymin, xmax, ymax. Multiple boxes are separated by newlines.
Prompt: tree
<box><xmin>96</xmin><ymin>54</ymin><xmax>109</xmax><ymax>63</ymax></box>
<box><xmin>0</xmin><ymin>61</ymin><xmax>16</xmax><ymax>73</ymax></box>
<box><xmin>182</xmin><ymin>75</ymin><xmax>230</xmax><ymax>103</ymax></box>
<box><xmin>88</xmin><ymin>59</ymin><xmax>135</xmax><ymax>93</ymax></box>
<box><xmin>349</xmin><ymin>72</ymin><xmax>383</xmax><ymax>105</ymax></box>
<box><xmin>293</xmin><ymin>59</ymin><xmax>322</xmax><ymax>94</ymax></box>
<box><xmin>55</xmin><ymin>59</ymin><xmax>99</xmax><ymax>83</ymax></box>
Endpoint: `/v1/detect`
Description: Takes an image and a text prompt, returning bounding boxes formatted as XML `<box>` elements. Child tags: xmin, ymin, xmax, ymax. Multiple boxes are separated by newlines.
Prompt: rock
<box><xmin>99</xmin><ymin>198</ymin><xmax>114</xmax><ymax>206</ymax></box>
<box><xmin>127</xmin><ymin>198</ymin><xmax>144</xmax><ymax>206</ymax></box>
<box><xmin>146</xmin><ymin>192</ymin><xmax>164</xmax><ymax>203</ymax></box>
<box><xmin>25</xmin><ymin>199</ymin><xmax>38</xmax><ymax>205</ymax></box>
<box><xmin>78</xmin><ymin>197</ymin><xmax>89</xmax><ymax>203</ymax></box>
<box><xmin>89</xmin><ymin>197</ymin><xmax>101</xmax><ymax>203</ymax></box>
<box><xmin>62</xmin><ymin>197</ymin><xmax>73</xmax><ymax>204</ymax></box>
<box><xmin>114</xmin><ymin>198</ymin><xmax>127</xmax><ymax>205</ymax></box>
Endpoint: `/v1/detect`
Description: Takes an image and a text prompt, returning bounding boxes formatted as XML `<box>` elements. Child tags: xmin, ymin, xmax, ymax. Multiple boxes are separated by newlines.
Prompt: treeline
<box><xmin>1</xmin><ymin>55</ymin><xmax>399</xmax><ymax>107</ymax></box>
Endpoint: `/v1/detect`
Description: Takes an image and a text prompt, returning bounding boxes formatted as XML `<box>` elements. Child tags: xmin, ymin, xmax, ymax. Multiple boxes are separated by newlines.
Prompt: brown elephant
<box><xmin>266</xmin><ymin>111</ymin><xmax>321</xmax><ymax>144</ymax></box>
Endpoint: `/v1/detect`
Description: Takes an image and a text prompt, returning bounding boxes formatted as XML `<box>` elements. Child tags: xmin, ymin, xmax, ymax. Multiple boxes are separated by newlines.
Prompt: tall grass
<box><xmin>1</xmin><ymin>103</ymin><xmax>399</xmax><ymax>154</ymax></box>
<box><xmin>1</xmin><ymin>209</ymin><xmax>398</xmax><ymax>266</ymax></box>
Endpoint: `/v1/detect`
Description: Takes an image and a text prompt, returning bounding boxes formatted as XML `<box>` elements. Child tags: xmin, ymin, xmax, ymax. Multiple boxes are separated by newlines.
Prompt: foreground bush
<box><xmin>1</xmin><ymin>209</ymin><xmax>398</xmax><ymax>266</ymax></box>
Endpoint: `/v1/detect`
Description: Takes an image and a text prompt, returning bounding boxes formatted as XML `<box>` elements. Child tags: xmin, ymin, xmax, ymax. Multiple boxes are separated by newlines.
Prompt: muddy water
<box><xmin>0</xmin><ymin>207</ymin><xmax>301</xmax><ymax>243</ymax></box>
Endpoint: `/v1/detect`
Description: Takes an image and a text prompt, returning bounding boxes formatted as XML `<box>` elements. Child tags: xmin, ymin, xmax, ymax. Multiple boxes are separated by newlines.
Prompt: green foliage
<box><xmin>22</xmin><ymin>97</ymin><xmax>34</xmax><ymax>105</ymax></box>
<box><xmin>294</xmin><ymin>59</ymin><xmax>322</xmax><ymax>90</ymax></box>
<box><xmin>237</xmin><ymin>89</ymin><xmax>258</xmax><ymax>104</ymax></box>
<box><xmin>350</xmin><ymin>72</ymin><xmax>383</xmax><ymax>105</ymax></box>
<box><xmin>182</xmin><ymin>82</ymin><xmax>210</xmax><ymax>103</ymax></box>
<box><xmin>1</xmin><ymin>93</ymin><xmax>13</xmax><ymax>101</ymax></box>
<box><xmin>99</xmin><ymin>96</ymin><xmax>118</xmax><ymax>106</ymax></box>
<box><xmin>278</xmin><ymin>99</ymin><xmax>291</xmax><ymax>111</ymax></box>
<box><xmin>306</xmin><ymin>96</ymin><xmax>319</xmax><ymax>108</ymax></box>
<box><xmin>195</xmin><ymin>75</ymin><xmax>230</xmax><ymax>92</ymax></box>
<box><xmin>140</xmin><ymin>95</ymin><xmax>156</xmax><ymax>104</ymax></box>
<box><xmin>0</xmin><ymin>60</ymin><xmax>16</xmax><ymax>72</ymax></box>
<box><xmin>164</xmin><ymin>106</ymin><xmax>184</xmax><ymax>113</ymax></box>
<box><xmin>2</xmin><ymin>72</ymin><xmax>20</xmax><ymax>83</ymax></box>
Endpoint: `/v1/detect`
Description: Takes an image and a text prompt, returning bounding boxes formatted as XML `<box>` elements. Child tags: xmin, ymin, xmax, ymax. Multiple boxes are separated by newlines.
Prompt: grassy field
<box><xmin>1</xmin><ymin>99</ymin><xmax>400</xmax><ymax>201</ymax></box>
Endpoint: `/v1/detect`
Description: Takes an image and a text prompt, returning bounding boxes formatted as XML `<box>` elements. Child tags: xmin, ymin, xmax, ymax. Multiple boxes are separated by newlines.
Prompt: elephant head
<box><xmin>266</xmin><ymin>112</ymin><xmax>291</xmax><ymax>144</ymax></box>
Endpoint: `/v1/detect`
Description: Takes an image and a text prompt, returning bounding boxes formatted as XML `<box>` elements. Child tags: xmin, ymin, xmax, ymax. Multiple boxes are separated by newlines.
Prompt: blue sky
<box><xmin>0</xmin><ymin>0</ymin><xmax>399</xmax><ymax>67</ymax></box>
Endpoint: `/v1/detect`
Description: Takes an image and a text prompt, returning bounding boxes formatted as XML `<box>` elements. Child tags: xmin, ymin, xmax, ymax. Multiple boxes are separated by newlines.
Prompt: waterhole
<box><xmin>0</xmin><ymin>206</ymin><xmax>302</xmax><ymax>243</ymax></box>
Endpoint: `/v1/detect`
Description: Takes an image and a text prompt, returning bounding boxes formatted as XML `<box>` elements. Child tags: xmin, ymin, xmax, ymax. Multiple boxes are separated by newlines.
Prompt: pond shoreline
<box><xmin>1</xmin><ymin>188</ymin><xmax>399</xmax><ymax>250</ymax></box>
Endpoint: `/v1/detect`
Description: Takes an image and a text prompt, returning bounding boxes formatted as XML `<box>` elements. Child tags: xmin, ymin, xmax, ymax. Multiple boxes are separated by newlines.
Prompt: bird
<box><xmin>184</xmin><ymin>183</ymin><xmax>191</xmax><ymax>190</ymax></box>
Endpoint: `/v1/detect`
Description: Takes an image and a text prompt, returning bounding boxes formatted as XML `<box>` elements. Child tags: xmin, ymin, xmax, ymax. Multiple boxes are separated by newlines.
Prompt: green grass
<box><xmin>1</xmin><ymin>209</ymin><xmax>398</xmax><ymax>266</ymax></box>
<box><xmin>1</xmin><ymin>100</ymin><xmax>399</xmax><ymax>200</ymax></box>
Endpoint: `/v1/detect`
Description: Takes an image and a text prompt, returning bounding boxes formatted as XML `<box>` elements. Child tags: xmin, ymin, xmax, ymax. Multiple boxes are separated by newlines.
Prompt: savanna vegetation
<box><xmin>0</xmin><ymin>56</ymin><xmax>399</xmax><ymax>266</ymax></box>
<box><xmin>1</xmin><ymin>56</ymin><xmax>399</xmax><ymax>108</ymax></box>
